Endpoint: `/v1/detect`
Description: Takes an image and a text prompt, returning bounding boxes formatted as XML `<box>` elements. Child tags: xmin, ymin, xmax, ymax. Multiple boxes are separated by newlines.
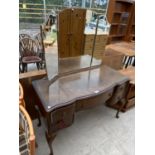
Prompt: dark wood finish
<box><xmin>19</xmin><ymin>38</ymin><xmax>43</xmax><ymax>72</ymax></box>
<box><xmin>34</xmin><ymin>25</ymin><xmax>46</xmax><ymax>69</ymax></box>
<box><xmin>107</xmin><ymin>0</ymin><xmax>135</xmax><ymax>43</ymax></box>
<box><xmin>57</xmin><ymin>8</ymin><xmax>86</xmax><ymax>58</ymax></box>
<box><xmin>125</xmin><ymin>1</ymin><xmax>135</xmax><ymax>41</ymax></box>
<box><xmin>120</xmin><ymin>66</ymin><xmax>135</xmax><ymax>111</ymax></box>
<box><xmin>46</xmin><ymin>52</ymin><xmax>101</xmax><ymax>81</ymax></box>
<box><xmin>107</xmin><ymin>66</ymin><xmax>135</xmax><ymax>112</ymax></box>
<box><xmin>19</xmin><ymin>70</ymin><xmax>46</xmax><ymax>126</ymax></box>
<box><xmin>32</xmin><ymin>65</ymin><xmax>129</xmax><ymax>154</ymax></box>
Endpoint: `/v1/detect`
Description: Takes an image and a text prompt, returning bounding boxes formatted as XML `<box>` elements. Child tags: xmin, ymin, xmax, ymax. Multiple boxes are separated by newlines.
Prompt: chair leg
<box><xmin>24</xmin><ymin>64</ymin><xmax>27</xmax><ymax>72</ymax></box>
<box><xmin>129</xmin><ymin>57</ymin><xmax>132</xmax><ymax>65</ymax></box>
<box><xmin>19</xmin><ymin>64</ymin><xmax>22</xmax><ymax>73</ymax></box>
<box><xmin>36</xmin><ymin>63</ymin><xmax>40</xmax><ymax>70</ymax></box>
<box><xmin>123</xmin><ymin>56</ymin><xmax>127</xmax><ymax>65</ymax></box>
<box><xmin>22</xmin><ymin>63</ymin><xmax>27</xmax><ymax>72</ymax></box>
<box><xmin>133</xmin><ymin>57</ymin><xmax>135</xmax><ymax>66</ymax></box>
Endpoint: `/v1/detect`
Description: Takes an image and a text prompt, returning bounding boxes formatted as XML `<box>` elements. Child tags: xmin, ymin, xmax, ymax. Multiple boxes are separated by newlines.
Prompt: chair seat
<box><xmin>22</xmin><ymin>56</ymin><xmax>41</xmax><ymax>63</ymax></box>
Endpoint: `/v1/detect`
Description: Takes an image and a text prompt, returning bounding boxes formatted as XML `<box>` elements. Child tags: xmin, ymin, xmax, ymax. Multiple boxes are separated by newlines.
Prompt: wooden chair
<box><xmin>19</xmin><ymin>34</ymin><xmax>31</xmax><ymax>73</ymax></box>
<box><xmin>19</xmin><ymin>82</ymin><xmax>25</xmax><ymax>107</ymax></box>
<box><xmin>44</xmin><ymin>14</ymin><xmax>56</xmax><ymax>32</ymax></box>
<box><xmin>19</xmin><ymin>38</ymin><xmax>42</xmax><ymax>72</ymax></box>
<box><xmin>19</xmin><ymin>34</ymin><xmax>31</xmax><ymax>40</ymax></box>
<box><xmin>19</xmin><ymin>105</ymin><xmax>35</xmax><ymax>155</ymax></box>
<box><xmin>34</xmin><ymin>25</ymin><xmax>47</xmax><ymax>69</ymax></box>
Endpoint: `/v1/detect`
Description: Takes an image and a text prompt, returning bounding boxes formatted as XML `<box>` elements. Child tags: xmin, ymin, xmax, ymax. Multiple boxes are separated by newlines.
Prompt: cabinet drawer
<box><xmin>52</xmin><ymin>104</ymin><xmax>75</xmax><ymax>131</ymax></box>
<box><xmin>85</xmin><ymin>35</ymin><xmax>94</xmax><ymax>42</ymax></box>
<box><xmin>99</xmin><ymin>35</ymin><xmax>108</xmax><ymax>43</ymax></box>
<box><xmin>84</xmin><ymin>43</ymin><xmax>93</xmax><ymax>50</ymax></box>
<box><xmin>85</xmin><ymin>35</ymin><xmax>107</xmax><ymax>43</ymax></box>
<box><xmin>95</xmin><ymin>44</ymin><xmax>106</xmax><ymax>50</ymax></box>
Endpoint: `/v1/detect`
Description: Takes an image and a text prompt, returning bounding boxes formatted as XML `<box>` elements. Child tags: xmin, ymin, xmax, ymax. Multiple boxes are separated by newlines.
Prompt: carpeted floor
<box><xmin>33</xmin><ymin>105</ymin><xmax>135</xmax><ymax>155</ymax></box>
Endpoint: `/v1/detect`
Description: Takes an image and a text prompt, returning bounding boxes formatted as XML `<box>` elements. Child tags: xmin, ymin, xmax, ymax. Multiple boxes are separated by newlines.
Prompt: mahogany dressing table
<box><xmin>31</xmin><ymin>8</ymin><xmax>130</xmax><ymax>155</ymax></box>
<box><xmin>32</xmin><ymin>62</ymin><xmax>129</xmax><ymax>155</ymax></box>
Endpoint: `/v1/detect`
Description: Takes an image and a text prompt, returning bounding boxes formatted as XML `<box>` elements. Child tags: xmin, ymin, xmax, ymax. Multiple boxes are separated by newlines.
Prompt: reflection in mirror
<box><xmin>45</xmin><ymin>0</ymin><xmax>110</xmax><ymax>81</ymax></box>
<box><xmin>44</xmin><ymin>19</ymin><xmax>58</xmax><ymax>80</ymax></box>
<box><xmin>84</xmin><ymin>2</ymin><xmax>110</xmax><ymax>65</ymax></box>
<box><xmin>57</xmin><ymin>8</ymin><xmax>95</xmax><ymax>76</ymax></box>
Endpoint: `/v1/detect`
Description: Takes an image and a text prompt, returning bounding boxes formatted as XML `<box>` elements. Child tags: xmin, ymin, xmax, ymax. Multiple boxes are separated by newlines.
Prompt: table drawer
<box><xmin>76</xmin><ymin>89</ymin><xmax>113</xmax><ymax>110</ymax></box>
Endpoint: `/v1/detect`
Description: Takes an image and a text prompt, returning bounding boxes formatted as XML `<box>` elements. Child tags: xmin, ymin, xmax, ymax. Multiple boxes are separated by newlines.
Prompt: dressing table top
<box><xmin>32</xmin><ymin>65</ymin><xmax>129</xmax><ymax>113</ymax></box>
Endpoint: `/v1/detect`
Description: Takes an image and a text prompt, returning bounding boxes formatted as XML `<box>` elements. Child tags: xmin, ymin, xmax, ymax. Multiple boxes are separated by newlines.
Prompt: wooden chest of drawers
<box><xmin>84</xmin><ymin>34</ymin><xmax>108</xmax><ymax>59</ymax></box>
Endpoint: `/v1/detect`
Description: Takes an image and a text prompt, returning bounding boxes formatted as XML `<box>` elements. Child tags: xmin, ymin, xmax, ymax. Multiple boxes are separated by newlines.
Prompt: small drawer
<box><xmin>84</xmin><ymin>43</ymin><xmax>93</xmax><ymax>50</ymax></box>
<box><xmin>98</xmin><ymin>35</ymin><xmax>108</xmax><ymax>42</ymax></box>
<box><xmin>95</xmin><ymin>44</ymin><xmax>106</xmax><ymax>50</ymax></box>
<box><xmin>85</xmin><ymin>35</ymin><xmax>94</xmax><ymax>42</ymax></box>
<box><xmin>95</xmin><ymin>36</ymin><xmax>101</xmax><ymax>42</ymax></box>
<box><xmin>52</xmin><ymin>104</ymin><xmax>75</xmax><ymax>131</ymax></box>
<box><xmin>84</xmin><ymin>49</ymin><xmax>92</xmax><ymax>55</ymax></box>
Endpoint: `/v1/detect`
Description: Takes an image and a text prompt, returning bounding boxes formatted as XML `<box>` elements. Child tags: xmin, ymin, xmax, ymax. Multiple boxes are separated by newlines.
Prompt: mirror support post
<box><xmin>90</xmin><ymin>15</ymin><xmax>100</xmax><ymax>66</ymax></box>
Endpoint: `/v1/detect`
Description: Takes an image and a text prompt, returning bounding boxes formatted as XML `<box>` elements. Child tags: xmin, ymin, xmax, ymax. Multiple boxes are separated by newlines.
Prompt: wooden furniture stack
<box><xmin>126</xmin><ymin>1</ymin><xmax>135</xmax><ymax>41</ymax></box>
<box><xmin>107</xmin><ymin>0</ymin><xmax>135</xmax><ymax>43</ymax></box>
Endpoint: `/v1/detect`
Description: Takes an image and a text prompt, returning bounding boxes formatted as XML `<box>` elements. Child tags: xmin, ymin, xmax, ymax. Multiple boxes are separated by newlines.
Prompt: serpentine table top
<box><xmin>32</xmin><ymin>65</ymin><xmax>129</xmax><ymax>113</ymax></box>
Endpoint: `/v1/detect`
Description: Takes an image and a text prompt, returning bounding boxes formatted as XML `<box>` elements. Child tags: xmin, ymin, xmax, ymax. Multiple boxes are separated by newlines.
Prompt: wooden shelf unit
<box><xmin>107</xmin><ymin>0</ymin><xmax>135</xmax><ymax>43</ymax></box>
<box><xmin>126</xmin><ymin>1</ymin><xmax>135</xmax><ymax>41</ymax></box>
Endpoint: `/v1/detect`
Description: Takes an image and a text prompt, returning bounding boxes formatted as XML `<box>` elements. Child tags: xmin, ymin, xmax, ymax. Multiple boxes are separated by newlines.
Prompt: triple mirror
<box><xmin>45</xmin><ymin>0</ymin><xmax>110</xmax><ymax>81</ymax></box>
